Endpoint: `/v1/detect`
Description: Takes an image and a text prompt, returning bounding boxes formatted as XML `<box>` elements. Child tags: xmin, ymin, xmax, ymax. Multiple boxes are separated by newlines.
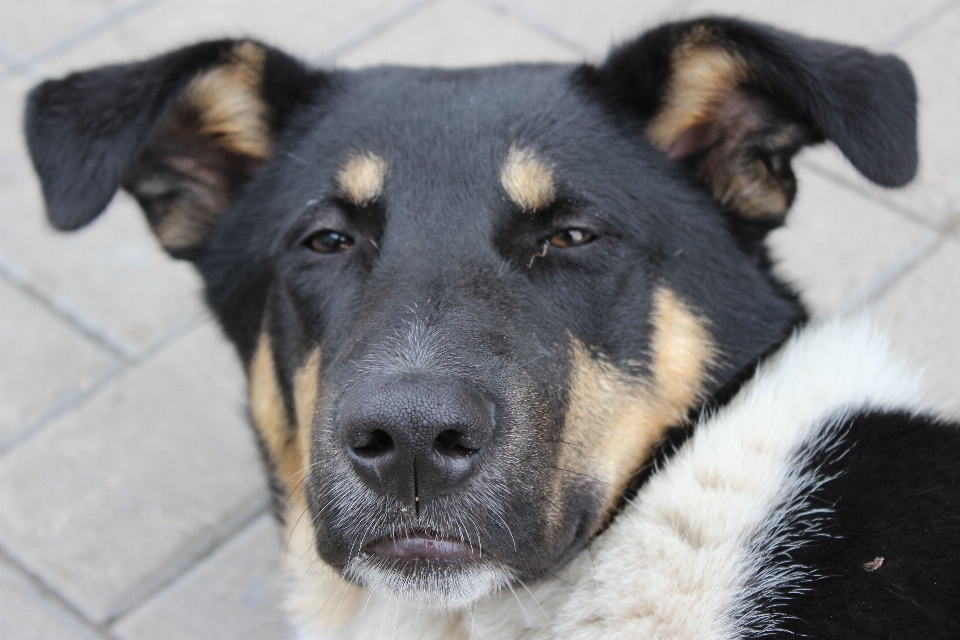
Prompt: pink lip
<box><xmin>367</xmin><ymin>528</ymin><xmax>478</xmax><ymax>561</ymax></box>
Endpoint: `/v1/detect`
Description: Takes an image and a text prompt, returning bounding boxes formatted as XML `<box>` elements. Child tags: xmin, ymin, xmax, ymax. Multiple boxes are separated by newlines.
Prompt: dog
<box><xmin>25</xmin><ymin>16</ymin><xmax>960</xmax><ymax>639</ymax></box>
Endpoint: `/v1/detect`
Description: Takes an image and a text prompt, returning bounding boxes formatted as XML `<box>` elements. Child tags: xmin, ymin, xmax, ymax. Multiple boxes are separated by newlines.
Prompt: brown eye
<box><xmin>548</xmin><ymin>228</ymin><xmax>596</xmax><ymax>248</ymax></box>
<box><xmin>306</xmin><ymin>230</ymin><xmax>355</xmax><ymax>253</ymax></box>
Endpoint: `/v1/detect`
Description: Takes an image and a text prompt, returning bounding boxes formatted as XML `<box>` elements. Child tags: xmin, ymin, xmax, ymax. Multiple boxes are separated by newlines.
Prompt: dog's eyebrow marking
<box><xmin>337</xmin><ymin>152</ymin><xmax>387</xmax><ymax>205</ymax></box>
<box><xmin>184</xmin><ymin>41</ymin><xmax>271</xmax><ymax>160</ymax></box>
<box><xmin>500</xmin><ymin>144</ymin><xmax>556</xmax><ymax>211</ymax></box>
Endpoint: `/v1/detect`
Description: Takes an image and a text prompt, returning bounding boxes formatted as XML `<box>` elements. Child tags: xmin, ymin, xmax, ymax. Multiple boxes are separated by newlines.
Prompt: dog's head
<box><xmin>25</xmin><ymin>18</ymin><xmax>915</xmax><ymax>607</ymax></box>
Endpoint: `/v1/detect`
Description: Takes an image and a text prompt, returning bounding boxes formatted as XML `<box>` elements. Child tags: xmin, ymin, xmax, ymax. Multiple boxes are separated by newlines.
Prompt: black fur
<box><xmin>761</xmin><ymin>411</ymin><xmax>960</xmax><ymax>638</ymax></box>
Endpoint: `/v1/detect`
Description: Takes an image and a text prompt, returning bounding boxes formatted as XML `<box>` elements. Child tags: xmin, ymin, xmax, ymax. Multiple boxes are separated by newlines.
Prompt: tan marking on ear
<box><xmin>152</xmin><ymin>203</ymin><xmax>214</xmax><ymax>250</ymax></box>
<box><xmin>719</xmin><ymin>157</ymin><xmax>790</xmax><ymax>219</ymax></box>
<box><xmin>559</xmin><ymin>288</ymin><xmax>714</xmax><ymax>525</ymax></box>
<box><xmin>184</xmin><ymin>41</ymin><xmax>271</xmax><ymax>159</ymax></box>
<box><xmin>647</xmin><ymin>44</ymin><xmax>747</xmax><ymax>152</ymax></box>
<box><xmin>337</xmin><ymin>152</ymin><xmax>387</xmax><ymax>205</ymax></box>
<box><xmin>500</xmin><ymin>145</ymin><xmax>556</xmax><ymax>211</ymax></box>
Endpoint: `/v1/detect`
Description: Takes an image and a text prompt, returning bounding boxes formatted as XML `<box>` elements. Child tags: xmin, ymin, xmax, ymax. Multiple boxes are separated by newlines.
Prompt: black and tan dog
<box><xmin>25</xmin><ymin>17</ymin><xmax>959</xmax><ymax>639</ymax></box>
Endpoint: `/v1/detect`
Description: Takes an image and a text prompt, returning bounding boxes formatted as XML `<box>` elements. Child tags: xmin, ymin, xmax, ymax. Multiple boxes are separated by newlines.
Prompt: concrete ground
<box><xmin>0</xmin><ymin>0</ymin><xmax>957</xmax><ymax>638</ymax></box>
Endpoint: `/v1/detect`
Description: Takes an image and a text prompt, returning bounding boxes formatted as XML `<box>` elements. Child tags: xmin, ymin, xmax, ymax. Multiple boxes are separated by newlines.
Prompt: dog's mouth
<box><xmin>365</xmin><ymin>527</ymin><xmax>480</xmax><ymax>562</ymax></box>
<box><xmin>345</xmin><ymin>524</ymin><xmax>511</xmax><ymax>607</ymax></box>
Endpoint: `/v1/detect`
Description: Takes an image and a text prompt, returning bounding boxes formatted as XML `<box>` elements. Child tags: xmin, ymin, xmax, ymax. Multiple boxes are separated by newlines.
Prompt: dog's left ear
<box><xmin>586</xmin><ymin>18</ymin><xmax>917</xmax><ymax>222</ymax></box>
<box><xmin>26</xmin><ymin>40</ymin><xmax>324</xmax><ymax>256</ymax></box>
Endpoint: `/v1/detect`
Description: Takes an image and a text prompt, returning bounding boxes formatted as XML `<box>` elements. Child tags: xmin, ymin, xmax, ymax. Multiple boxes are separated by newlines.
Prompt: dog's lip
<box><xmin>366</xmin><ymin>527</ymin><xmax>478</xmax><ymax>561</ymax></box>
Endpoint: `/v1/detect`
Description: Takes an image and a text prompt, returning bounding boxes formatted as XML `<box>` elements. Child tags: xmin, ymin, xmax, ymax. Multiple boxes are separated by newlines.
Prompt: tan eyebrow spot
<box><xmin>337</xmin><ymin>152</ymin><xmax>387</xmax><ymax>205</ymax></box>
<box><xmin>500</xmin><ymin>145</ymin><xmax>556</xmax><ymax>211</ymax></box>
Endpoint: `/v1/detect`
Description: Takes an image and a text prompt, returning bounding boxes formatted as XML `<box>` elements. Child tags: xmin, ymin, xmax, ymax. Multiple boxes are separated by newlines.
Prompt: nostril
<box><xmin>434</xmin><ymin>429</ymin><xmax>479</xmax><ymax>458</ymax></box>
<box><xmin>352</xmin><ymin>429</ymin><xmax>394</xmax><ymax>458</ymax></box>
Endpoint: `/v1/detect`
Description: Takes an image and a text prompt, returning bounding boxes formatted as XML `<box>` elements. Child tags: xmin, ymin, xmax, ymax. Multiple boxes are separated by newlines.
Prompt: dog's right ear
<box><xmin>583</xmin><ymin>18</ymin><xmax>917</xmax><ymax>225</ymax></box>
<box><xmin>25</xmin><ymin>40</ymin><xmax>325</xmax><ymax>256</ymax></box>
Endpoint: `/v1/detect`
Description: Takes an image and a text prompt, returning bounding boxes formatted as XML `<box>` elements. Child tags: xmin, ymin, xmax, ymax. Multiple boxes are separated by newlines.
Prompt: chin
<box><xmin>344</xmin><ymin>555</ymin><xmax>514</xmax><ymax>609</ymax></box>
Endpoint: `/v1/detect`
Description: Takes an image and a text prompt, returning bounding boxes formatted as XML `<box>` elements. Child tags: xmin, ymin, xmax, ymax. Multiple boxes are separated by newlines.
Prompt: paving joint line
<box><xmin>834</xmin><ymin>231</ymin><xmax>946</xmax><ymax>317</ymax></box>
<box><xmin>0</xmin><ymin>251</ymin><xmax>136</xmax><ymax>360</ymax></box>
<box><xmin>0</xmin><ymin>44</ymin><xmax>26</xmax><ymax>68</ymax></box>
<box><xmin>467</xmin><ymin>0</ymin><xmax>595</xmax><ymax>57</ymax></box>
<box><xmin>0</xmin><ymin>544</ymin><xmax>116</xmax><ymax>639</ymax></box>
<box><xmin>797</xmin><ymin>157</ymin><xmax>949</xmax><ymax>232</ymax></box>
<box><xmin>658</xmin><ymin>0</ymin><xmax>704</xmax><ymax>21</ymax></box>
<box><xmin>0</xmin><ymin>309</ymin><xmax>212</xmax><ymax>458</ymax></box>
<box><xmin>103</xmin><ymin>491</ymin><xmax>272</xmax><ymax>625</ymax></box>
<box><xmin>312</xmin><ymin>0</ymin><xmax>441</xmax><ymax>65</ymax></box>
<box><xmin>0</xmin><ymin>363</ymin><xmax>126</xmax><ymax>458</ymax></box>
<box><xmin>0</xmin><ymin>0</ymin><xmax>164</xmax><ymax>80</ymax></box>
<box><xmin>880</xmin><ymin>0</ymin><xmax>960</xmax><ymax>50</ymax></box>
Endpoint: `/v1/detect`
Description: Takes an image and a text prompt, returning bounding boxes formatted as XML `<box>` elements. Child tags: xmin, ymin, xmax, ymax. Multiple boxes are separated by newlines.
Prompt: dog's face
<box><xmin>245</xmin><ymin>65</ymin><xmax>784</xmax><ymax>602</ymax></box>
<box><xmin>26</xmin><ymin>20</ymin><xmax>916</xmax><ymax>607</ymax></box>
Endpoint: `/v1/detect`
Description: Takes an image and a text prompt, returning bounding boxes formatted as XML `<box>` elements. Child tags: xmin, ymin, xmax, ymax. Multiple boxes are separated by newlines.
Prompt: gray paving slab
<box><xmin>0</xmin><ymin>0</ymin><xmax>134</xmax><ymax>63</ymax></box>
<box><xmin>867</xmin><ymin>235</ymin><xmax>960</xmax><ymax>417</ymax></box>
<box><xmin>338</xmin><ymin>0</ymin><xmax>580</xmax><ymax>68</ymax></box>
<box><xmin>509</xmin><ymin>0</ymin><xmax>942</xmax><ymax>59</ymax></box>
<box><xmin>0</xmin><ymin>322</ymin><xmax>267</xmax><ymax>624</ymax></box>
<box><xmin>685</xmin><ymin>0</ymin><xmax>943</xmax><ymax>46</ymax></box>
<box><xmin>28</xmin><ymin>0</ymin><xmax>413</xmax><ymax>76</ymax></box>
<box><xmin>503</xmin><ymin>0</ymin><xmax>680</xmax><ymax>57</ymax></box>
<box><xmin>0</xmin><ymin>279</ymin><xmax>118</xmax><ymax>448</ymax></box>
<box><xmin>768</xmin><ymin>167</ymin><xmax>935</xmax><ymax>318</ymax></box>
<box><xmin>112</xmin><ymin>514</ymin><xmax>288</xmax><ymax>640</ymax></box>
<box><xmin>0</xmin><ymin>556</ymin><xmax>102</xmax><ymax>640</ymax></box>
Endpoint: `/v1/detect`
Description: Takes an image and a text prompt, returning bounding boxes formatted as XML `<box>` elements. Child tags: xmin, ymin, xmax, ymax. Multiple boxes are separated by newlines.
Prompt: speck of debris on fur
<box><xmin>863</xmin><ymin>557</ymin><xmax>884</xmax><ymax>572</ymax></box>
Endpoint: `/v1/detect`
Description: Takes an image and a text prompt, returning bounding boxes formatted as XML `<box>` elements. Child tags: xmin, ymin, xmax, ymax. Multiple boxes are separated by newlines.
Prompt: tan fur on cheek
<box><xmin>294</xmin><ymin>347</ymin><xmax>321</xmax><ymax>462</ymax></box>
<box><xmin>559</xmin><ymin>288</ymin><xmax>715</xmax><ymax>523</ymax></box>
<box><xmin>500</xmin><ymin>145</ymin><xmax>556</xmax><ymax>211</ymax></box>
<box><xmin>249</xmin><ymin>338</ymin><xmax>365</xmax><ymax>629</ymax></box>
<box><xmin>184</xmin><ymin>41</ymin><xmax>271</xmax><ymax>159</ymax></box>
<box><xmin>337</xmin><ymin>152</ymin><xmax>387</xmax><ymax>205</ymax></box>
<box><xmin>249</xmin><ymin>333</ymin><xmax>301</xmax><ymax>485</ymax></box>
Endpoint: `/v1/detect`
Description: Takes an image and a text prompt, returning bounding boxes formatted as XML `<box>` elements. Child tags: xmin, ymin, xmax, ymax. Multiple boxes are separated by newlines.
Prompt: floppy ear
<box><xmin>25</xmin><ymin>40</ymin><xmax>324</xmax><ymax>256</ymax></box>
<box><xmin>587</xmin><ymin>18</ymin><xmax>917</xmax><ymax>222</ymax></box>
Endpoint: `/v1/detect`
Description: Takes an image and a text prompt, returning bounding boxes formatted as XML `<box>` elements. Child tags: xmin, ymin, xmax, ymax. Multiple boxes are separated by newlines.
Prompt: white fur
<box><xmin>292</xmin><ymin>316</ymin><xmax>929</xmax><ymax>639</ymax></box>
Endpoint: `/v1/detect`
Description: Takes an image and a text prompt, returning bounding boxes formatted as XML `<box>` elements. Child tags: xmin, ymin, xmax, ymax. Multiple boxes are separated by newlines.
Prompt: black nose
<box><xmin>339</xmin><ymin>377</ymin><xmax>494</xmax><ymax>505</ymax></box>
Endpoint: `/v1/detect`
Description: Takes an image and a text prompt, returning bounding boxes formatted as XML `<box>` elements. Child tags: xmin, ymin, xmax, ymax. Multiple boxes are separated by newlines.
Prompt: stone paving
<box><xmin>0</xmin><ymin>1</ymin><xmax>958</xmax><ymax>638</ymax></box>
